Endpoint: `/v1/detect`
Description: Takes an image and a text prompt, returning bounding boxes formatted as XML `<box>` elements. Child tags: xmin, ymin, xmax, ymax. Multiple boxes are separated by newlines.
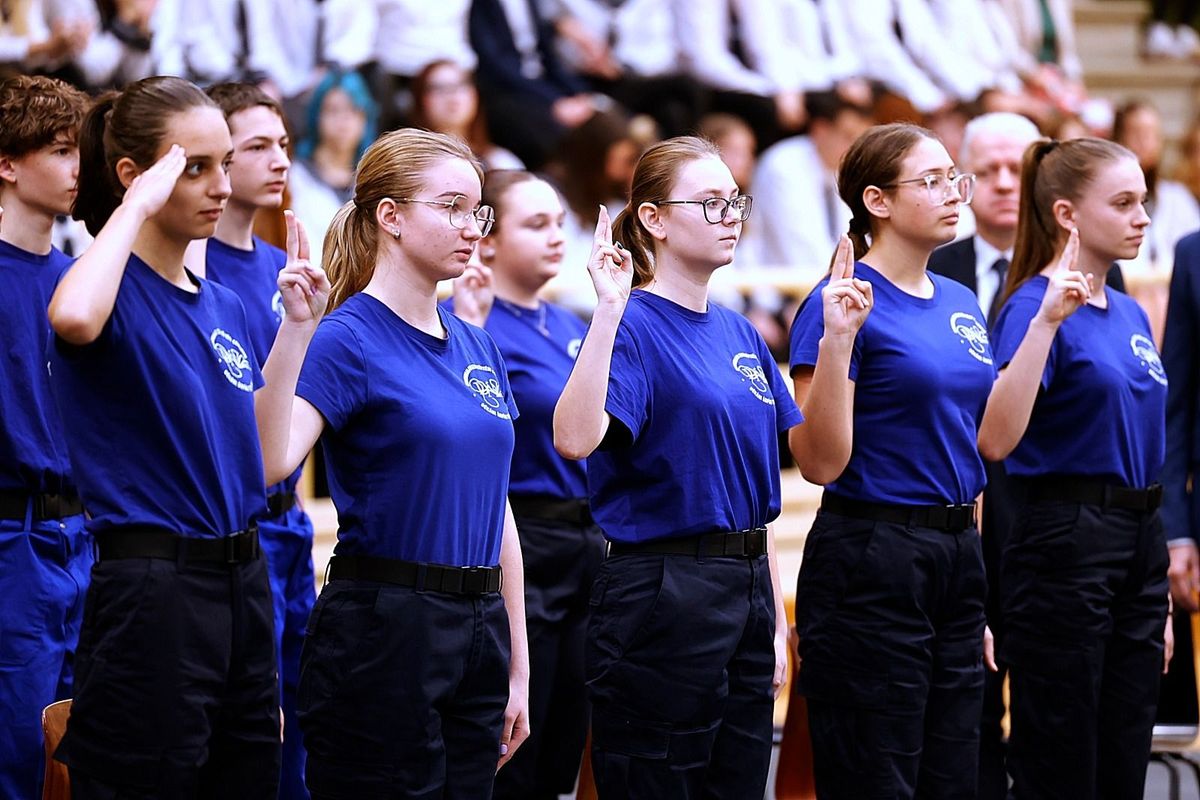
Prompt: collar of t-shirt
<box><xmin>973</xmin><ymin>235</ymin><xmax>1011</xmax><ymax>318</ymax></box>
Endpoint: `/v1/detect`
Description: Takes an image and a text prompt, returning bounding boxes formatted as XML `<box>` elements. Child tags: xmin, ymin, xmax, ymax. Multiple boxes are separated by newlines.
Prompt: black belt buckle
<box><xmin>33</xmin><ymin>493</ymin><xmax>64</xmax><ymax>521</ymax></box>
<box><xmin>223</xmin><ymin>527</ymin><xmax>259</xmax><ymax>564</ymax></box>
<box><xmin>1147</xmin><ymin>483</ymin><xmax>1164</xmax><ymax>510</ymax></box>
<box><xmin>460</xmin><ymin>566</ymin><xmax>489</xmax><ymax>594</ymax></box>
<box><xmin>928</xmin><ymin>504</ymin><xmax>972</xmax><ymax>531</ymax></box>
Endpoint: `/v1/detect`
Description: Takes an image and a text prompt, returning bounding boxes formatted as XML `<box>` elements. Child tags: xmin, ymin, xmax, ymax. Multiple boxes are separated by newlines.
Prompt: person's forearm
<box><xmin>553</xmin><ymin>304</ymin><xmax>621</xmax><ymax>459</ymax></box>
<box><xmin>767</xmin><ymin>523</ymin><xmax>787</xmax><ymax>636</ymax></box>
<box><xmin>499</xmin><ymin>504</ymin><xmax>529</xmax><ymax>684</ymax></box>
<box><xmin>790</xmin><ymin>334</ymin><xmax>856</xmax><ymax>485</ymax></box>
<box><xmin>978</xmin><ymin>319</ymin><xmax>1057</xmax><ymax>461</ymax></box>
<box><xmin>256</xmin><ymin>319</ymin><xmax>318</xmax><ymax>483</ymax></box>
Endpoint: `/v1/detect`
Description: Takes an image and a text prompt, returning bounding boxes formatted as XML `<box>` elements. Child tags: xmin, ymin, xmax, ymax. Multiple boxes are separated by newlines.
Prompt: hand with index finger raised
<box><xmin>1035</xmin><ymin>228</ymin><xmax>1091</xmax><ymax>326</ymax></box>
<box><xmin>820</xmin><ymin>235</ymin><xmax>872</xmax><ymax>338</ymax></box>
<box><xmin>278</xmin><ymin>210</ymin><xmax>330</xmax><ymax>325</ymax></box>
<box><xmin>586</xmin><ymin>204</ymin><xmax>633</xmax><ymax>311</ymax></box>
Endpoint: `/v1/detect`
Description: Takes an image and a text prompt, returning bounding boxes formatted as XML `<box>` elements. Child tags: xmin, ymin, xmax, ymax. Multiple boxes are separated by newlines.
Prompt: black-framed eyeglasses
<box><xmin>655</xmin><ymin>194</ymin><xmax>754</xmax><ymax>224</ymax></box>
<box><xmin>394</xmin><ymin>194</ymin><xmax>496</xmax><ymax>237</ymax></box>
<box><xmin>879</xmin><ymin>173</ymin><xmax>975</xmax><ymax>205</ymax></box>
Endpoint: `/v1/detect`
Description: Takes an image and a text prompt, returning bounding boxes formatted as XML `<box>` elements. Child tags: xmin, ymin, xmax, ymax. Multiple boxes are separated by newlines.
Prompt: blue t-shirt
<box><xmin>445</xmin><ymin>297</ymin><xmax>588</xmax><ymax>500</ymax></box>
<box><xmin>296</xmin><ymin>294</ymin><xmax>518</xmax><ymax>566</ymax></box>
<box><xmin>48</xmin><ymin>255</ymin><xmax>267</xmax><ymax>537</ymax></box>
<box><xmin>789</xmin><ymin>262</ymin><xmax>995</xmax><ymax>505</ymax></box>
<box><xmin>589</xmin><ymin>290</ymin><xmax>803</xmax><ymax>543</ymax></box>
<box><xmin>205</xmin><ymin>236</ymin><xmax>304</xmax><ymax>496</ymax></box>
<box><xmin>0</xmin><ymin>241</ymin><xmax>75</xmax><ymax>494</ymax></box>
<box><xmin>992</xmin><ymin>275</ymin><xmax>1167</xmax><ymax>487</ymax></box>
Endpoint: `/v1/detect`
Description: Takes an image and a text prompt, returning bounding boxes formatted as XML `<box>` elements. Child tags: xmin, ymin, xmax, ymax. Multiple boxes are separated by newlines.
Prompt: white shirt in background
<box><xmin>372</xmin><ymin>0</ymin><xmax>474</xmax><ymax>77</ymax></box>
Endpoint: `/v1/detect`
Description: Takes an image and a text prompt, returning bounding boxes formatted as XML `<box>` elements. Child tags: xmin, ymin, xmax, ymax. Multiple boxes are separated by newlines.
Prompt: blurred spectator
<box><xmin>367</xmin><ymin>0</ymin><xmax>473</xmax><ymax>131</ymax></box>
<box><xmin>547</xmin><ymin>0</ymin><xmax>702</xmax><ymax>138</ymax></box>
<box><xmin>0</xmin><ymin>0</ymin><xmax>89</xmax><ymax>77</ymax></box>
<box><xmin>995</xmin><ymin>0</ymin><xmax>1087</xmax><ymax>117</ymax></box>
<box><xmin>1142</xmin><ymin>0</ymin><xmax>1200</xmax><ymax>59</ymax></box>
<box><xmin>544</xmin><ymin>108</ymin><xmax>646</xmax><ymax>314</ymax></box>
<box><xmin>742</xmin><ymin>92</ymin><xmax>872</xmax><ymax>273</ymax></box>
<box><xmin>777</xmin><ymin>0</ymin><xmax>873</xmax><ymax>104</ymax></box>
<box><xmin>840</xmin><ymin>0</ymin><xmax>993</xmax><ymax>114</ymax></box>
<box><xmin>289</xmin><ymin>69</ymin><xmax>377</xmax><ymax>268</ymax></box>
<box><xmin>697</xmin><ymin>112</ymin><xmax>757</xmax><ymax>190</ymax></box>
<box><xmin>469</xmin><ymin>0</ymin><xmax>599</xmax><ymax>170</ymax></box>
<box><xmin>43</xmin><ymin>0</ymin><xmax>156</xmax><ymax>89</ymax></box>
<box><xmin>1176</xmin><ymin>116</ymin><xmax>1200</xmax><ymax>204</ymax></box>
<box><xmin>156</xmin><ymin>0</ymin><xmax>374</xmax><ymax>127</ymax></box>
<box><xmin>674</xmin><ymin>0</ymin><xmax>806</xmax><ymax>150</ymax></box>
<box><xmin>1114</xmin><ymin>98</ymin><xmax>1200</xmax><ymax>270</ymax></box>
<box><xmin>409</xmin><ymin>59</ymin><xmax>524</xmax><ymax>171</ymax></box>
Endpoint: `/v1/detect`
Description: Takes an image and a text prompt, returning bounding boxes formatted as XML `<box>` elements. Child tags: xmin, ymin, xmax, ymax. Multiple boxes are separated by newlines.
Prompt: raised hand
<box><xmin>123</xmin><ymin>144</ymin><xmax>187</xmax><ymax>221</ymax></box>
<box><xmin>821</xmin><ymin>235</ymin><xmax>872</xmax><ymax>338</ymax></box>
<box><xmin>451</xmin><ymin>260</ymin><xmax>494</xmax><ymax>328</ymax></box>
<box><xmin>1034</xmin><ymin>228</ymin><xmax>1091</xmax><ymax>326</ymax></box>
<box><xmin>587</xmin><ymin>205</ymin><xmax>633</xmax><ymax>311</ymax></box>
<box><xmin>277</xmin><ymin>210</ymin><xmax>330</xmax><ymax>325</ymax></box>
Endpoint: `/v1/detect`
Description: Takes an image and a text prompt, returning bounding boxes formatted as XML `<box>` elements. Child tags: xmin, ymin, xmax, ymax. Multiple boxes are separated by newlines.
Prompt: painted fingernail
<box><xmin>500</xmin><ymin>744</ymin><xmax>509</xmax><ymax>755</ymax></box>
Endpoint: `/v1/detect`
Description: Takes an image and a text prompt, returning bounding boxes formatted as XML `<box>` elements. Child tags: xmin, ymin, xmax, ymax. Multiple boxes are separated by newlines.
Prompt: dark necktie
<box><xmin>987</xmin><ymin>257</ymin><xmax>1009</xmax><ymax>326</ymax></box>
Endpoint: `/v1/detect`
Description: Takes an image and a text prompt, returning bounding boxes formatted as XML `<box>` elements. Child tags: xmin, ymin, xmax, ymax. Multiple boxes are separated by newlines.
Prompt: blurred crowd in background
<box><xmin>6</xmin><ymin>0</ymin><xmax>1200</xmax><ymax>352</ymax></box>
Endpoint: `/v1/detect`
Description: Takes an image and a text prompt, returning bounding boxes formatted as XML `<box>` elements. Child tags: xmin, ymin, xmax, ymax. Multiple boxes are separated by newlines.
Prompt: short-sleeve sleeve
<box><xmin>604</xmin><ymin>319</ymin><xmax>651</xmax><ymax>442</ymax></box>
<box><xmin>788</xmin><ymin>281</ymin><xmax>864</xmax><ymax>380</ymax></box>
<box><xmin>489</xmin><ymin>336</ymin><xmax>520</xmax><ymax>422</ymax></box>
<box><xmin>759</xmin><ymin>332</ymin><xmax>803</xmax><ymax>431</ymax></box>
<box><xmin>991</xmin><ymin>294</ymin><xmax>1056</xmax><ymax>389</ymax></box>
<box><xmin>296</xmin><ymin>318</ymin><xmax>368</xmax><ymax>431</ymax></box>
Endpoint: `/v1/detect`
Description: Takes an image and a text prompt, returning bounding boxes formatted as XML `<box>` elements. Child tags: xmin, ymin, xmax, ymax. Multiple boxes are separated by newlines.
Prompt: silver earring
<box><xmin>391</xmin><ymin>228</ymin><xmax>401</xmax><ymax>240</ymax></box>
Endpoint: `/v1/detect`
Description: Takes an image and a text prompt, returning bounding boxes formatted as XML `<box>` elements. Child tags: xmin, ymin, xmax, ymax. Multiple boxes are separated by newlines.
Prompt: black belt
<box><xmin>327</xmin><ymin>554</ymin><xmax>503</xmax><ymax>595</ymax></box>
<box><xmin>607</xmin><ymin>527</ymin><xmax>768</xmax><ymax>558</ymax></box>
<box><xmin>0</xmin><ymin>489</ymin><xmax>83</xmax><ymax>522</ymax></box>
<box><xmin>1027</xmin><ymin>477</ymin><xmax>1163</xmax><ymax>512</ymax></box>
<box><xmin>821</xmin><ymin>492</ymin><xmax>976</xmax><ymax>532</ymax></box>
<box><xmin>95</xmin><ymin>525</ymin><xmax>261</xmax><ymax>564</ymax></box>
<box><xmin>509</xmin><ymin>494</ymin><xmax>592</xmax><ymax>526</ymax></box>
<box><xmin>266</xmin><ymin>490</ymin><xmax>297</xmax><ymax>518</ymax></box>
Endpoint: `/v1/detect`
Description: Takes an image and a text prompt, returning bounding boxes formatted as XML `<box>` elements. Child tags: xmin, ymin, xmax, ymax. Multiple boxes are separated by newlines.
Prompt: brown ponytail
<box><xmin>610</xmin><ymin>135</ymin><xmax>722</xmax><ymax>288</ymax></box>
<box><xmin>835</xmin><ymin>122</ymin><xmax>938</xmax><ymax>263</ymax></box>
<box><xmin>1003</xmin><ymin>136</ymin><xmax>1134</xmax><ymax>305</ymax></box>
<box><xmin>323</xmin><ymin>128</ymin><xmax>482</xmax><ymax>311</ymax></box>
<box><xmin>72</xmin><ymin>76</ymin><xmax>216</xmax><ymax>236</ymax></box>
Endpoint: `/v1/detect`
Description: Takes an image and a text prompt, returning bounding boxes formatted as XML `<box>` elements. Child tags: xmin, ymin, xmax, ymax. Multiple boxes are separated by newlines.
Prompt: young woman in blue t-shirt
<box><xmin>787</xmin><ymin>123</ymin><xmax>995</xmax><ymax>799</ymax></box>
<box><xmin>254</xmin><ymin>128</ymin><xmax>530</xmax><ymax>799</ymax></box>
<box><xmin>47</xmin><ymin>76</ymin><xmax>291</xmax><ymax>798</ymax></box>
<box><xmin>554</xmin><ymin>136</ymin><xmax>803</xmax><ymax>799</ymax></box>
<box><xmin>978</xmin><ymin>137</ymin><xmax>1169</xmax><ymax>799</ymax></box>
<box><xmin>448</xmin><ymin>170</ymin><xmax>603</xmax><ymax>800</ymax></box>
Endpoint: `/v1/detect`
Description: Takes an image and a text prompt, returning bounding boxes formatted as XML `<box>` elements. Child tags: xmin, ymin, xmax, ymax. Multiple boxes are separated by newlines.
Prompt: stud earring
<box><xmin>391</xmin><ymin>228</ymin><xmax>401</xmax><ymax>240</ymax></box>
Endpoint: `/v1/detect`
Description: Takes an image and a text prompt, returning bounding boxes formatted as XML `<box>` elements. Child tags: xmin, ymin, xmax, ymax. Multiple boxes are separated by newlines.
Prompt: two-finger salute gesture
<box><xmin>821</xmin><ymin>235</ymin><xmax>873</xmax><ymax>338</ymax></box>
<box><xmin>587</xmin><ymin>205</ymin><xmax>633</xmax><ymax>311</ymax></box>
<box><xmin>277</xmin><ymin>210</ymin><xmax>331</xmax><ymax>326</ymax></box>
<box><xmin>1035</xmin><ymin>228</ymin><xmax>1091</xmax><ymax>326</ymax></box>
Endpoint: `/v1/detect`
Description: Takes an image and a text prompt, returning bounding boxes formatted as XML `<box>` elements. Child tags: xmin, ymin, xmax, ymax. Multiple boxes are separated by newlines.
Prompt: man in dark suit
<box><xmin>1165</xmin><ymin>231</ymin><xmax>1200</xmax><ymax>611</ymax></box>
<box><xmin>928</xmin><ymin>111</ymin><xmax>1117</xmax><ymax>800</ymax></box>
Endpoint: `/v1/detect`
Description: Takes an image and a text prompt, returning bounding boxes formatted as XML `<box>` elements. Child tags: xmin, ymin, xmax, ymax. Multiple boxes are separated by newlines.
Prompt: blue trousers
<box><xmin>259</xmin><ymin>506</ymin><xmax>317</xmax><ymax>800</ymax></box>
<box><xmin>493</xmin><ymin>514</ymin><xmax>605</xmax><ymax>800</ymax></box>
<box><xmin>298</xmin><ymin>580</ymin><xmax>511</xmax><ymax>799</ymax></box>
<box><xmin>586</xmin><ymin>551</ymin><xmax>777</xmax><ymax>800</ymax></box>
<box><xmin>795</xmin><ymin>510</ymin><xmax>987</xmax><ymax>800</ymax></box>
<box><xmin>0</xmin><ymin>508</ymin><xmax>90</xmax><ymax>800</ymax></box>
<box><xmin>58</xmin><ymin>548</ymin><xmax>280</xmax><ymax>798</ymax></box>
<box><xmin>1001</xmin><ymin>500</ymin><xmax>1168</xmax><ymax>800</ymax></box>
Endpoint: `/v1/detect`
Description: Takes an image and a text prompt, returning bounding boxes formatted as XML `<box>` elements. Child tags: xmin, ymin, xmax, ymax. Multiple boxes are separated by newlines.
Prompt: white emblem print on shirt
<box><xmin>463</xmin><ymin>363</ymin><xmax>512</xmax><ymax>419</ymax></box>
<box><xmin>950</xmin><ymin>312</ymin><xmax>993</xmax><ymax>366</ymax></box>
<box><xmin>732</xmin><ymin>352</ymin><xmax>775</xmax><ymax>405</ymax></box>
<box><xmin>1130</xmin><ymin>333</ymin><xmax>1168</xmax><ymax>387</ymax></box>
<box><xmin>210</xmin><ymin>328</ymin><xmax>254</xmax><ymax>392</ymax></box>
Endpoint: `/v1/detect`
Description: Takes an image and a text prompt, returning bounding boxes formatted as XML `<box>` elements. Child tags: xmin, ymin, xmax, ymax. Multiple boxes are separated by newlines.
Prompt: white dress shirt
<box><xmin>973</xmin><ymin>235</ymin><xmax>1012</xmax><ymax>319</ymax></box>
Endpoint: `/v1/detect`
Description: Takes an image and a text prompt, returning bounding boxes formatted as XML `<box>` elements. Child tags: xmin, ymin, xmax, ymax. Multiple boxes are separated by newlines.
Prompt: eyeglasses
<box><xmin>655</xmin><ymin>194</ymin><xmax>754</xmax><ymax>224</ymax></box>
<box><xmin>881</xmin><ymin>173</ymin><xmax>976</xmax><ymax>205</ymax></box>
<box><xmin>394</xmin><ymin>194</ymin><xmax>496</xmax><ymax>237</ymax></box>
